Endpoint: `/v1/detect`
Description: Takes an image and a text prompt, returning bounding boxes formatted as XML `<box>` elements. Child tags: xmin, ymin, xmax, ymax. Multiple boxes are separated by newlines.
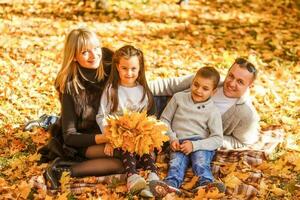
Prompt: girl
<box><xmin>96</xmin><ymin>45</ymin><xmax>159</xmax><ymax>197</ymax></box>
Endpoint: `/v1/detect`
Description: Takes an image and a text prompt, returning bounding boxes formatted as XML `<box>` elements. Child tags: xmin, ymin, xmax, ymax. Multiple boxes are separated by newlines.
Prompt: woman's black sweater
<box><xmin>60</xmin><ymin>48</ymin><xmax>112</xmax><ymax>148</ymax></box>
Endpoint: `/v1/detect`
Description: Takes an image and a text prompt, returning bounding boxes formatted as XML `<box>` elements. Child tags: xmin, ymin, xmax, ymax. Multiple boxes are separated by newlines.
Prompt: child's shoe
<box><xmin>140</xmin><ymin>186</ymin><xmax>154</xmax><ymax>198</ymax></box>
<box><xmin>192</xmin><ymin>181</ymin><xmax>226</xmax><ymax>193</ymax></box>
<box><xmin>140</xmin><ymin>172</ymin><xmax>159</xmax><ymax>198</ymax></box>
<box><xmin>149</xmin><ymin>180</ymin><xmax>182</xmax><ymax>198</ymax></box>
<box><xmin>127</xmin><ymin>174</ymin><xmax>147</xmax><ymax>193</ymax></box>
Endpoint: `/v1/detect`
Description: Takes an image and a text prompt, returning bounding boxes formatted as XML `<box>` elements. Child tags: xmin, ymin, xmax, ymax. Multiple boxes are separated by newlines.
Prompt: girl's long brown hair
<box><xmin>106</xmin><ymin>45</ymin><xmax>154</xmax><ymax>113</ymax></box>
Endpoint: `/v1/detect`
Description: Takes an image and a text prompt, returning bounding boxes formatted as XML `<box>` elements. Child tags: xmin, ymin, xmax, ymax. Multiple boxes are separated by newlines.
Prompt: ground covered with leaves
<box><xmin>0</xmin><ymin>0</ymin><xmax>299</xmax><ymax>199</ymax></box>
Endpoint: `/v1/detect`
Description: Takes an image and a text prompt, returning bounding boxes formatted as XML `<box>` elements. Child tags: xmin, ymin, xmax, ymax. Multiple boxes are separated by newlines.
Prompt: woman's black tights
<box><xmin>70</xmin><ymin>144</ymin><xmax>124</xmax><ymax>177</ymax></box>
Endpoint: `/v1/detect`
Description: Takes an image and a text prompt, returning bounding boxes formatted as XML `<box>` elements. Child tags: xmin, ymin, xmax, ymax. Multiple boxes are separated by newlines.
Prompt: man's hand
<box><xmin>104</xmin><ymin>143</ymin><xmax>114</xmax><ymax>156</ymax></box>
<box><xmin>180</xmin><ymin>140</ymin><xmax>193</xmax><ymax>155</ymax></box>
<box><xmin>171</xmin><ymin>140</ymin><xmax>180</xmax><ymax>151</ymax></box>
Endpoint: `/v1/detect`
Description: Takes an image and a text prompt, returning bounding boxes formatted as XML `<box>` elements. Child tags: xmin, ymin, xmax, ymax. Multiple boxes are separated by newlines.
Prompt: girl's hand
<box><xmin>95</xmin><ymin>134</ymin><xmax>109</xmax><ymax>144</ymax></box>
<box><xmin>171</xmin><ymin>140</ymin><xmax>180</xmax><ymax>151</ymax></box>
<box><xmin>104</xmin><ymin>143</ymin><xmax>114</xmax><ymax>157</ymax></box>
<box><xmin>180</xmin><ymin>140</ymin><xmax>193</xmax><ymax>155</ymax></box>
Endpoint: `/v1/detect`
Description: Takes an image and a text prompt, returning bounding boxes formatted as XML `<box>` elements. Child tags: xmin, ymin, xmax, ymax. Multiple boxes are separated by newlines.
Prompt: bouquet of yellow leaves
<box><xmin>104</xmin><ymin>110</ymin><xmax>169</xmax><ymax>156</ymax></box>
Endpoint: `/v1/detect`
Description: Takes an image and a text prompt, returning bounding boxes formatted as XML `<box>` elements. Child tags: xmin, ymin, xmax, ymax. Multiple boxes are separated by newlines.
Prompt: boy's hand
<box><xmin>180</xmin><ymin>140</ymin><xmax>193</xmax><ymax>155</ymax></box>
<box><xmin>104</xmin><ymin>143</ymin><xmax>114</xmax><ymax>157</ymax></box>
<box><xmin>171</xmin><ymin>140</ymin><xmax>180</xmax><ymax>151</ymax></box>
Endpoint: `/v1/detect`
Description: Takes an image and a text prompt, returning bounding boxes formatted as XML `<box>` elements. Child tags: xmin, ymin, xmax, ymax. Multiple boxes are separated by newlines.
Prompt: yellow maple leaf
<box><xmin>194</xmin><ymin>187</ymin><xmax>224</xmax><ymax>199</ymax></box>
<box><xmin>0</xmin><ymin>178</ymin><xmax>7</xmax><ymax>187</ymax></box>
<box><xmin>105</xmin><ymin>110</ymin><xmax>169</xmax><ymax>156</ymax></box>
<box><xmin>28</xmin><ymin>153</ymin><xmax>41</xmax><ymax>162</ymax></box>
<box><xmin>138</xmin><ymin>135</ymin><xmax>152</xmax><ymax>155</ymax></box>
<box><xmin>259</xmin><ymin>179</ymin><xmax>268</xmax><ymax>196</ymax></box>
<box><xmin>136</xmin><ymin>116</ymin><xmax>155</xmax><ymax>131</ymax></box>
<box><xmin>206</xmin><ymin>187</ymin><xmax>224</xmax><ymax>198</ymax></box>
<box><xmin>220</xmin><ymin>163</ymin><xmax>237</xmax><ymax>175</ymax></box>
<box><xmin>60</xmin><ymin>171</ymin><xmax>70</xmax><ymax>193</ymax></box>
<box><xmin>234</xmin><ymin>171</ymin><xmax>250</xmax><ymax>181</ymax></box>
<box><xmin>164</xmin><ymin>193</ymin><xmax>183</xmax><ymax>200</ymax></box>
<box><xmin>284</xmin><ymin>152</ymin><xmax>300</xmax><ymax>171</ymax></box>
<box><xmin>122</xmin><ymin>136</ymin><xmax>135</xmax><ymax>153</ymax></box>
<box><xmin>182</xmin><ymin>176</ymin><xmax>199</xmax><ymax>190</ymax></box>
<box><xmin>223</xmin><ymin>172</ymin><xmax>242</xmax><ymax>189</ymax></box>
<box><xmin>18</xmin><ymin>181</ymin><xmax>31</xmax><ymax>199</ymax></box>
<box><xmin>256</xmin><ymin>162</ymin><xmax>271</xmax><ymax>171</ymax></box>
<box><xmin>45</xmin><ymin>195</ymin><xmax>53</xmax><ymax>200</ymax></box>
<box><xmin>270</xmin><ymin>184</ymin><xmax>285</xmax><ymax>196</ymax></box>
<box><xmin>119</xmin><ymin>109</ymin><xmax>144</xmax><ymax>129</ymax></box>
<box><xmin>56</xmin><ymin>192</ymin><xmax>69</xmax><ymax>200</ymax></box>
<box><xmin>115</xmin><ymin>185</ymin><xmax>127</xmax><ymax>193</ymax></box>
<box><xmin>194</xmin><ymin>187</ymin><xmax>206</xmax><ymax>200</ymax></box>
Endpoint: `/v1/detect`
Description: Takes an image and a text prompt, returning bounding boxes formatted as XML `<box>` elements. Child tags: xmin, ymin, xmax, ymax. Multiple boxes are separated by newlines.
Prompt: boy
<box><xmin>150</xmin><ymin>67</ymin><xmax>225</xmax><ymax>197</ymax></box>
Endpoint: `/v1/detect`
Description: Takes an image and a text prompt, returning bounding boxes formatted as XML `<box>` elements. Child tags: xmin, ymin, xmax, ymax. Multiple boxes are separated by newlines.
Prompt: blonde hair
<box><xmin>55</xmin><ymin>28</ymin><xmax>105</xmax><ymax>94</ymax></box>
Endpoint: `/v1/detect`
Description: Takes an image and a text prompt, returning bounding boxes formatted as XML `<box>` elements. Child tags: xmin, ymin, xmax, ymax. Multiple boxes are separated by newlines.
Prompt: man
<box><xmin>212</xmin><ymin>58</ymin><xmax>259</xmax><ymax>149</ymax></box>
<box><xmin>152</xmin><ymin>58</ymin><xmax>259</xmax><ymax>149</ymax></box>
<box><xmin>149</xmin><ymin>58</ymin><xmax>259</xmax><ymax>197</ymax></box>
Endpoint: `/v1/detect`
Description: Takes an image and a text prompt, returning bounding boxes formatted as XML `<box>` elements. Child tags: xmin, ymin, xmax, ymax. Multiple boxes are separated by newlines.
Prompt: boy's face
<box><xmin>191</xmin><ymin>76</ymin><xmax>216</xmax><ymax>103</ymax></box>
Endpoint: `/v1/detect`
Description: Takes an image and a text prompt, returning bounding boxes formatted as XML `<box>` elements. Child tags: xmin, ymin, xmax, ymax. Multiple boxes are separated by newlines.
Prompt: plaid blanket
<box><xmin>212</xmin><ymin>128</ymin><xmax>284</xmax><ymax>199</ymax></box>
<box><xmin>31</xmin><ymin>129</ymin><xmax>284</xmax><ymax>199</ymax></box>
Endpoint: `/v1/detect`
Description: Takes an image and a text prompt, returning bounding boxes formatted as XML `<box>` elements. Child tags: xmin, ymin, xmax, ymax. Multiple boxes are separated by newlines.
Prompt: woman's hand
<box><xmin>95</xmin><ymin>134</ymin><xmax>109</xmax><ymax>144</ymax></box>
<box><xmin>104</xmin><ymin>143</ymin><xmax>114</xmax><ymax>156</ymax></box>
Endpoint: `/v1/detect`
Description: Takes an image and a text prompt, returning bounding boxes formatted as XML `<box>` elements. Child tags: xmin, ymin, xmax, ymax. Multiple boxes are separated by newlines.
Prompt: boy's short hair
<box><xmin>195</xmin><ymin>67</ymin><xmax>220</xmax><ymax>89</ymax></box>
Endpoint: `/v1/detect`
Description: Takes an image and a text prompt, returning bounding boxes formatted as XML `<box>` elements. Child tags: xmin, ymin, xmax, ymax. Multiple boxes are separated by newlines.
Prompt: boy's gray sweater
<box><xmin>160</xmin><ymin>91</ymin><xmax>223</xmax><ymax>151</ymax></box>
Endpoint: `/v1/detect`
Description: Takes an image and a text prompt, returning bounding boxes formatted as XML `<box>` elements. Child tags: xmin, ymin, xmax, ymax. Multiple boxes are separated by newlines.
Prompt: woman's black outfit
<box><xmin>40</xmin><ymin>48</ymin><xmax>124</xmax><ymax>189</ymax></box>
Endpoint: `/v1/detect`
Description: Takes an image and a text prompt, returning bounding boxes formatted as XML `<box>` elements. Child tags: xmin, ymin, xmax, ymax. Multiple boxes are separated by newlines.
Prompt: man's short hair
<box><xmin>195</xmin><ymin>67</ymin><xmax>220</xmax><ymax>89</ymax></box>
<box><xmin>233</xmin><ymin>58</ymin><xmax>258</xmax><ymax>80</ymax></box>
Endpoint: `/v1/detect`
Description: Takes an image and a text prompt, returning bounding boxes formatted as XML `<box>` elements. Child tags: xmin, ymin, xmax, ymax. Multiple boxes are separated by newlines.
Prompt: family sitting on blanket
<box><xmin>36</xmin><ymin>28</ymin><xmax>259</xmax><ymax>197</ymax></box>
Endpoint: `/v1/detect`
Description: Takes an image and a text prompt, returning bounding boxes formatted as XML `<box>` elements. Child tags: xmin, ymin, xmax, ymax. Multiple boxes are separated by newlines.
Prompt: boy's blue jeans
<box><xmin>164</xmin><ymin>138</ymin><xmax>215</xmax><ymax>189</ymax></box>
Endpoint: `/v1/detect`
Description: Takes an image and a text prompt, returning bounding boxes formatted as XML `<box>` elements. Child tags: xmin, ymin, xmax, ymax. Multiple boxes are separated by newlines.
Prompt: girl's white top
<box><xmin>96</xmin><ymin>83</ymin><xmax>148</xmax><ymax>132</ymax></box>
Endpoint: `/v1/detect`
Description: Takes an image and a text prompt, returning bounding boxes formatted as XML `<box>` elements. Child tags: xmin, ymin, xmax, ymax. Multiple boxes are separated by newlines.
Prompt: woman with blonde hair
<box><xmin>40</xmin><ymin>27</ymin><xmax>192</xmax><ymax>189</ymax></box>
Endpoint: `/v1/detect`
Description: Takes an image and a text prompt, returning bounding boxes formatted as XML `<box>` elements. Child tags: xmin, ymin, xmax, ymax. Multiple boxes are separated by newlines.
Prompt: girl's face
<box><xmin>75</xmin><ymin>41</ymin><xmax>102</xmax><ymax>69</ymax></box>
<box><xmin>117</xmin><ymin>56</ymin><xmax>140</xmax><ymax>87</ymax></box>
